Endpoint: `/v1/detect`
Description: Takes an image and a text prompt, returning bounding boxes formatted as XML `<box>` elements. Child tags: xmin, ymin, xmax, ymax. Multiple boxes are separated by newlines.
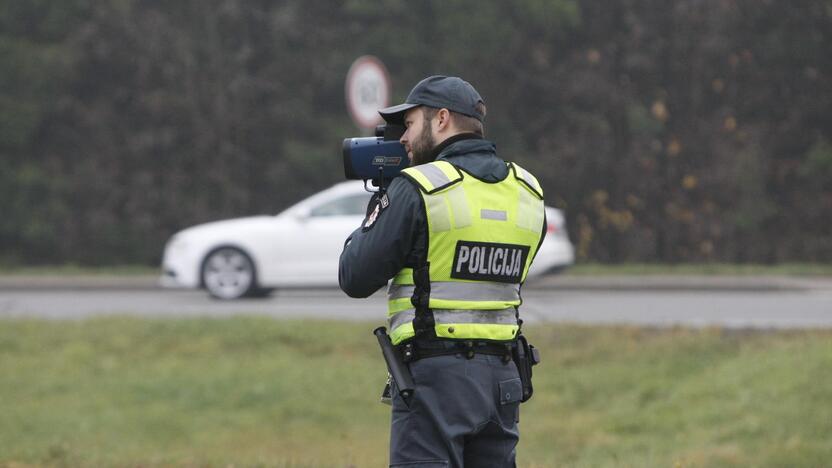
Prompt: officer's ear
<box><xmin>435</xmin><ymin>108</ymin><xmax>452</xmax><ymax>132</ymax></box>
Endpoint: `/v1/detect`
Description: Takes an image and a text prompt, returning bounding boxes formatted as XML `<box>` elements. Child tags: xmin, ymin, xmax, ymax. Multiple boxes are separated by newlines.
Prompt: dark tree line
<box><xmin>1</xmin><ymin>0</ymin><xmax>830</xmax><ymax>265</ymax></box>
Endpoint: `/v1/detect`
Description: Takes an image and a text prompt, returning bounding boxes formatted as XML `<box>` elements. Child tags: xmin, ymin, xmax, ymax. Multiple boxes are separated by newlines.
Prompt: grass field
<box><xmin>1</xmin><ymin>318</ymin><xmax>831</xmax><ymax>467</ymax></box>
<box><xmin>565</xmin><ymin>262</ymin><xmax>832</xmax><ymax>276</ymax></box>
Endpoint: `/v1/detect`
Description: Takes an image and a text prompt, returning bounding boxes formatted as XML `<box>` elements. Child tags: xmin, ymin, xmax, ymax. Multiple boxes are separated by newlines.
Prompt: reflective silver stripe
<box><xmin>516</xmin><ymin>165</ymin><xmax>541</xmax><ymax>194</ymax></box>
<box><xmin>481</xmin><ymin>209</ymin><xmax>507</xmax><ymax>221</ymax></box>
<box><xmin>389</xmin><ymin>308</ymin><xmax>416</xmax><ymax>331</ymax></box>
<box><xmin>517</xmin><ymin>186</ymin><xmax>543</xmax><ymax>232</ymax></box>
<box><xmin>388</xmin><ymin>307</ymin><xmax>517</xmax><ymax>332</ymax></box>
<box><xmin>416</xmin><ymin>163</ymin><xmax>451</xmax><ymax>189</ymax></box>
<box><xmin>389</xmin><ymin>281</ymin><xmax>520</xmax><ymax>302</ymax></box>
<box><xmin>432</xmin><ymin>307</ymin><xmax>518</xmax><ymax>325</ymax></box>
<box><xmin>388</xmin><ymin>283</ymin><xmax>415</xmax><ymax>301</ymax></box>
<box><xmin>425</xmin><ymin>185</ymin><xmax>470</xmax><ymax>233</ymax></box>
<box><xmin>446</xmin><ymin>185</ymin><xmax>471</xmax><ymax>228</ymax></box>
<box><xmin>426</xmin><ymin>195</ymin><xmax>451</xmax><ymax>232</ymax></box>
<box><xmin>431</xmin><ymin>281</ymin><xmax>520</xmax><ymax>302</ymax></box>
<box><xmin>517</xmin><ymin>187</ymin><xmax>534</xmax><ymax>231</ymax></box>
<box><xmin>519</xmin><ymin>167</ymin><xmax>536</xmax><ymax>189</ymax></box>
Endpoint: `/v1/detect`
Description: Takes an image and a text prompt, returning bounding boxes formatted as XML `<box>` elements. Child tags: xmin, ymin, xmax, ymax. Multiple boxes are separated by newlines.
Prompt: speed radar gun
<box><xmin>342</xmin><ymin>124</ymin><xmax>408</xmax><ymax>191</ymax></box>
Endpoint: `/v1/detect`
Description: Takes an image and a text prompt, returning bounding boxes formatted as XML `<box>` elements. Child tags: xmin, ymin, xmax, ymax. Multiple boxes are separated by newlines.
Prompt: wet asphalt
<box><xmin>1</xmin><ymin>274</ymin><xmax>830</xmax><ymax>328</ymax></box>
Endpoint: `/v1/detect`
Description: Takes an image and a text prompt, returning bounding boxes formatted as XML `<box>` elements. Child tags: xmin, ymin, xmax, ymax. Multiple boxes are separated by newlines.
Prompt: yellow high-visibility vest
<box><xmin>387</xmin><ymin>160</ymin><xmax>545</xmax><ymax>344</ymax></box>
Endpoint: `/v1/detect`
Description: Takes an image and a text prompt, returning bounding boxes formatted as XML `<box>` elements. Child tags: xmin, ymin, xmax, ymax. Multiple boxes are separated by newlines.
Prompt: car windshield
<box><xmin>309</xmin><ymin>193</ymin><xmax>370</xmax><ymax>217</ymax></box>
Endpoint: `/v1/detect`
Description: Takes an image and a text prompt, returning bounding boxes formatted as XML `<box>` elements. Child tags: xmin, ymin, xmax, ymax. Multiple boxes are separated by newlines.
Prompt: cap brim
<box><xmin>378</xmin><ymin>102</ymin><xmax>420</xmax><ymax>125</ymax></box>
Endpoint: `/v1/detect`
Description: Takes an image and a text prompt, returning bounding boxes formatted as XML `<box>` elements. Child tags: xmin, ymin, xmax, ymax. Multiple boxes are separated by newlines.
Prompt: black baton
<box><xmin>373</xmin><ymin>327</ymin><xmax>415</xmax><ymax>402</ymax></box>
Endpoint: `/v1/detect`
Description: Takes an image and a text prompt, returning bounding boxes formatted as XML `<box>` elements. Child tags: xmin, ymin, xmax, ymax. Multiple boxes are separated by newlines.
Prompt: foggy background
<box><xmin>2</xmin><ymin>0</ymin><xmax>830</xmax><ymax>266</ymax></box>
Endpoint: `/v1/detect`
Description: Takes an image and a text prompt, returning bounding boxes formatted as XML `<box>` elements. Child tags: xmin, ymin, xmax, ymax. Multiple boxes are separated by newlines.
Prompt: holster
<box><xmin>512</xmin><ymin>334</ymin><xmax>540</xmax><ymax>402</ymax></box>
<box><xmin>373</xmin><ymin>327</ymin><xmax>415</xmax><ymax>406</ymax></box>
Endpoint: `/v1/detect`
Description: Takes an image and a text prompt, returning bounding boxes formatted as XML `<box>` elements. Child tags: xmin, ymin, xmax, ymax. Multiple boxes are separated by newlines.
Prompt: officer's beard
<box><xmin>410</xmin><ymin>123</ymin><xmax>437</xmax><ymax>166</ymax></box>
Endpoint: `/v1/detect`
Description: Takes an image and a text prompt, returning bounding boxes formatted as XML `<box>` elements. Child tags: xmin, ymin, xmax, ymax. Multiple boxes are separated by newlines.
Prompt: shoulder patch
<box><xmin>362</xmin><ymin>192</ymin><xmax>389</xmax><ymax>231</ymax></box>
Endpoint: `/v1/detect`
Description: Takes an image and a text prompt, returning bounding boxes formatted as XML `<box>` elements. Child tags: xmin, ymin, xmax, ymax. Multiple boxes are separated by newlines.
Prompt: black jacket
<box><xmin>338</xmin><ymin>134</ymin><xmax>545</xmax><ymax>298</ymax></box>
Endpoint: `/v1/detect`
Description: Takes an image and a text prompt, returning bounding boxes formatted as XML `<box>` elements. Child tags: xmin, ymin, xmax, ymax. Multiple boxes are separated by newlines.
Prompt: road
<box><xmin>1</xmin><ymin>279</ymin><xmax>831</xmax><ymax>328</ymax></box>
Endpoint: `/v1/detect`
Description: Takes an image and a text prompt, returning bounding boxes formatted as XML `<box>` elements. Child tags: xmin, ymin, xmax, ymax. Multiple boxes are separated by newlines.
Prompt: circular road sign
<box><xmin>345</xmin><ymin>56</ymin><xmax>391</xmax><ymax>130</ymax></box>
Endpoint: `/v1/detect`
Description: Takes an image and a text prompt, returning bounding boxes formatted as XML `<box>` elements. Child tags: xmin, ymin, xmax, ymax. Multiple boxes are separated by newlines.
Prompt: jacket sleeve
<box><xmin>338</xmin><ymin>177</ymin><xmax>424</xmax><ymax>298</ymax></box>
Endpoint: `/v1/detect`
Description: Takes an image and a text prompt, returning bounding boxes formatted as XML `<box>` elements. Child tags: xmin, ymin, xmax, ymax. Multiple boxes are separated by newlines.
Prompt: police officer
<box><xmin>339</xmin><ymin>75</ymin><xmax>546</xmax><ymax>468</ymax></box>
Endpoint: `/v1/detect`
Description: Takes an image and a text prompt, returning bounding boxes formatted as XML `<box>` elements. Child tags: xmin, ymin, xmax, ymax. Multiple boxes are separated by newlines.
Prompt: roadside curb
<box><xmin>1</xmin><ymin>274</ymin><xmax>831</xmax><ymax>292</ymax></box>
<box><xmin>0</xmin><ymin>275</ymin><xmax>161</xmax><ymax>291</ymax></box>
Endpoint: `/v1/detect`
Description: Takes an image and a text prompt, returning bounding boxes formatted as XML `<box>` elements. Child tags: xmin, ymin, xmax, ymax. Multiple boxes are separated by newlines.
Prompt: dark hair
<box><xmin>421</xmin><ymin>103</ymin><xmax>486</xmax><ymax>137</ymax></box>
<box><xmin>421</xmin><ymin>106</ymin><xmax>439</xmax><ymax>123</ymax></box>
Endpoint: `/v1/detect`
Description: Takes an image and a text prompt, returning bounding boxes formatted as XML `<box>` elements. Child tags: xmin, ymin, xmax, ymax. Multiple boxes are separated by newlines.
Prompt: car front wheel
<box><xmin>201</xmin><ymin>247</ymin><xmax>258</xmax><ymax>300</ymax></box>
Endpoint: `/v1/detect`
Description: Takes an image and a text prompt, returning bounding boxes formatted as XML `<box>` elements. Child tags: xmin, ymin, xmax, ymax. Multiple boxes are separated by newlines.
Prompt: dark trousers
<box><xmin>389</xmin><ymin>353</ymin><xmax>522</xmax><ymax>468</ymax></box>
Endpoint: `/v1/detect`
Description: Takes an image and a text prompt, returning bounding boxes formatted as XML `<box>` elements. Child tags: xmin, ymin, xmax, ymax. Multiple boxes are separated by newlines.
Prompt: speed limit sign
<box><xmin>345</xmin><ymin>56</ymin><xmax>391</xmax><ymax>131</ymax></box>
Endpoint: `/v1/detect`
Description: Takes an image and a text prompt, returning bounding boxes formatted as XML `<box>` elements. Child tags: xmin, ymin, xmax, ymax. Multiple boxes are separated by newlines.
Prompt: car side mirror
<box><xmin>293</xmin><ymin>207</ymin><xmax>312</xmax><ymax>221</ymax></box>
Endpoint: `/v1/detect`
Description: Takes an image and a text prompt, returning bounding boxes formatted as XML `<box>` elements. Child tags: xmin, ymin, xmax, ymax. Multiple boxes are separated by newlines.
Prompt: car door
<box><xmin>274</xmin><ymin>191</ymin><xmax>371</xmax><ymax>286</ymax></box>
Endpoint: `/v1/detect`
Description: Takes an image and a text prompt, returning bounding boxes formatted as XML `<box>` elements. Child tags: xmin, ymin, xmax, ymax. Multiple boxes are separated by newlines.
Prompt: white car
<box><xmin>160</xmin><ymin>180</ymin><xmax>574</xmax><ymax>299</ymax></box>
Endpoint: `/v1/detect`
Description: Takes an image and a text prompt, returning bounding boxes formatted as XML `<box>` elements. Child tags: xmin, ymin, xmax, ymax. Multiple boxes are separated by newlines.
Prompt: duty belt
<box><xmin>397</xmin><ymin>339</ymin><xmax>516</xmax><ymax>364</ymax></box>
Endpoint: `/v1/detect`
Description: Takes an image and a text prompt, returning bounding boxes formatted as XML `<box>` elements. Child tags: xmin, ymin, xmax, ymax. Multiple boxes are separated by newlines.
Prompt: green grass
<box><xmin>566</xmin><ymin>262</ymin><xmax>832</xmax><ymax>276</ymax></box>
<box><xmin>1</xmin><ymin>318</ymin><xmax>831</xmax><ymax>467</ymax></box>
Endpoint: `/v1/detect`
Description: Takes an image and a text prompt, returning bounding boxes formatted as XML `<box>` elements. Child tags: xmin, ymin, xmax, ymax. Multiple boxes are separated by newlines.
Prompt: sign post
<box><xmin>345</xmin><ymin>56</ymin><xmax>391</xmax><ymax>134</ymax></box>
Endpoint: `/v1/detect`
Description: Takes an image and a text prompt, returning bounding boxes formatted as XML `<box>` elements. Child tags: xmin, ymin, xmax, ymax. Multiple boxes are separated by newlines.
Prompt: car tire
<box><xmin>201</xmin><ymin>247</ymin><xmax>260</xmax><ymax>300</ymax></box>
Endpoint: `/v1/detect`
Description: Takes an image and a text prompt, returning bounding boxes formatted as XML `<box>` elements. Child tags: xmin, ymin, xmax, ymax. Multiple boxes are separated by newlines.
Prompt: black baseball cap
<box><xmin>378</xmin><ymin>75</ymin><xmax>485</xmax><ymax>126</ymax></box>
